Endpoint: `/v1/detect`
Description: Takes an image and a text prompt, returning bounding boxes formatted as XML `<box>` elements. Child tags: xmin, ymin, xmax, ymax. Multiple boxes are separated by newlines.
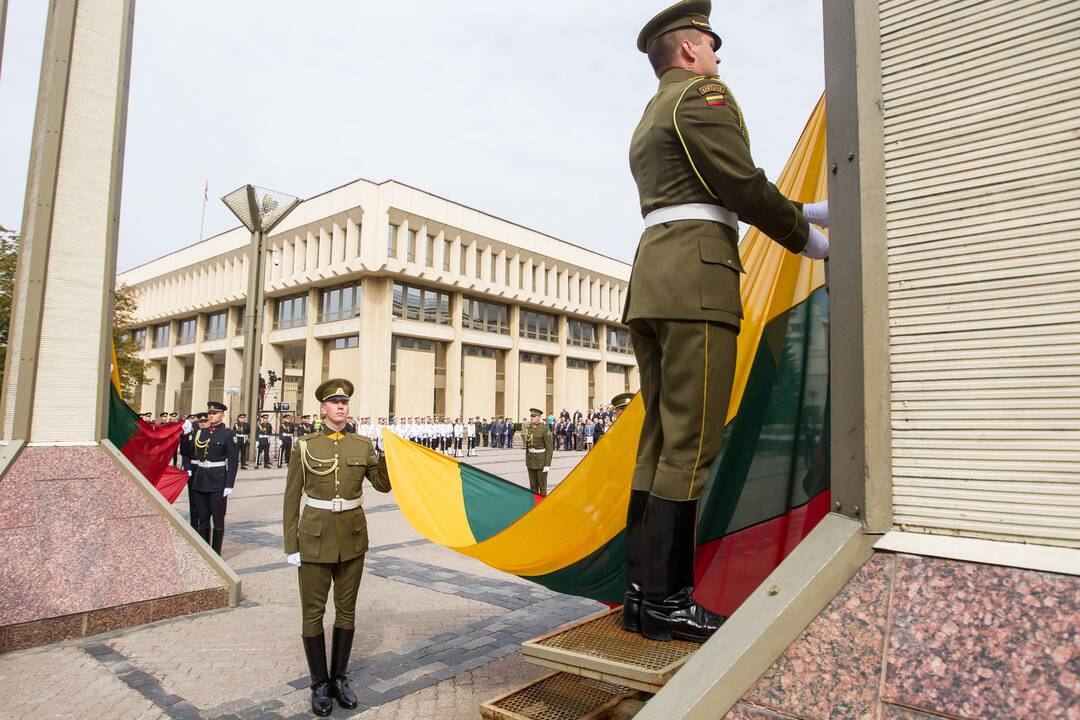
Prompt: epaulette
<box><xmin>299</xmin><ymin>432</ymin><xmax>320</xmax><ymax>441</ymax></box>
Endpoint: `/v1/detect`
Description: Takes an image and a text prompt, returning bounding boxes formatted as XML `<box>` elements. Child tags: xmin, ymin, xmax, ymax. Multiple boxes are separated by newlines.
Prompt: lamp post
<box><xmin>222</xmin><ymin>185</ymin><xmax>300</xmax><ymax>467</ymax></box>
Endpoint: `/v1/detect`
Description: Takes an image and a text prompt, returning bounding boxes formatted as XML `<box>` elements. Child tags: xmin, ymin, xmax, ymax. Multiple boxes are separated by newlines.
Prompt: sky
<box><xmin>0</xmin><ymin>1</ymin><xmax>824</xmax><ymax>272</ymax></box>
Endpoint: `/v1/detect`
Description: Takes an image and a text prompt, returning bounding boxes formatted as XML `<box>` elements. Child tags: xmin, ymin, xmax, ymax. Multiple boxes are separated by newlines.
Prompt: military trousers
<box><xmin>527</xmin><ymin>468</ymin><xmax>548</xmax><ymax>496</ymax></box>
<box><xmin>628</xmin><ymin>318</ymin><xmax>737</xmax><ymax>501</ymax></box>
<box><xmin>297</xmin><ymin>554</ymin><xmax>365</xmax><ymax>637</ymax></box>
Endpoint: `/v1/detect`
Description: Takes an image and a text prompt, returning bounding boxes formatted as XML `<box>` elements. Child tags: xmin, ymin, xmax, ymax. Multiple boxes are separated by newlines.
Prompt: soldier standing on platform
<box><xmin>256</xmin><ymin>413</ymin><xmax>273</xmax><ymax>469</ymax></box>
<box><xmin>233</xmin><ymin>413</ymin><xmax>250</xmax><ymax>470</ymax></box>
<box><xmin>523</xmin><ymin>408</ymin><xmax>553</xmax><ymax>496</ymax></box>
<box><xmin>621</xmin><ymin>0</ymin><xmax>829</xmax><ymax>643</ymax></box>
<box><xmin>283</xmin><ymin>379</ymin><xmax>391</xmax><ymax>716</ymax></box>
<box><xmin>278</xmin><ymin>413</ymin><xmax>295</xmax><ymax>468</ymax></box>
<box><xmin>190</xmin><ymin>401</ymin><xmax>239</xmax><ymax>554</ymax></box>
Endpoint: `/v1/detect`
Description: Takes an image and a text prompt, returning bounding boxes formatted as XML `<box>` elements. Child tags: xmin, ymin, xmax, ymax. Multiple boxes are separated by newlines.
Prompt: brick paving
<box><xmin>0</xmin><ymin>448</ymin><xmax>603</xmax><ymax>720</ymax></box>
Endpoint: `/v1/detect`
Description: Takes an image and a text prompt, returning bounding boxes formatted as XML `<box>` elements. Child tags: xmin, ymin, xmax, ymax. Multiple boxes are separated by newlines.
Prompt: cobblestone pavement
<box><xmin>0</xmin><ymin>448</ymin><xmax>604</xmax><ymax>720</ymax></box>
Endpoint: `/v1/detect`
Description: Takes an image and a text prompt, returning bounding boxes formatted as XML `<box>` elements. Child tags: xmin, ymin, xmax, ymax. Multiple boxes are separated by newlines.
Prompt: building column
<box><xmin>223</xmin><ymin>308</ymin><xmax>244</xmax><ymax>415</ymax></box>
<box><xmin>190</xmin><ymin>315</ymin><xmax>212</xmax><ymax>412</ymax></box>
<box><xmin>356</xmin><ymin>277</ymin><xmax>392</xmax><ymax>418</ymax></box>
<box><xmin>505</xmin><ymin>304</ymin><xmax>521</xmax><ymax>420</ymax></box>
<box><xmin>300</xmin><ymin>286</ymin><xmax>321</xmax><ymax>417</ymax></box>
<box><xmin>597</xmin><ymin>322</ymin><xmax>610</xmax><ymax>405</ymax></box>
<box><xmin>553</xmin><ymin>315</ymin><xmax>567</xmax><ymax>414</ymax></box>
<box><xmin>445</xmin><ymin>291</ymin><xmax>464</xmax><ymax>418</ymax></box>
<box><xmin>140</xmin><ymin>362</ymin><xmax>160</xmax><ymax>415</ymax></box>
<box><xmin>162</xmin><ymin>323</ymin><xmax>184</xmax><ymax>414</ymax></box>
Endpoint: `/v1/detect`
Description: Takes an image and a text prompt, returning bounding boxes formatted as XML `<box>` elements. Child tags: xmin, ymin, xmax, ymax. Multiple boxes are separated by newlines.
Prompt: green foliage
<box><xmin>0</xmin><ymin>228</ymin><xmax>19</xmax><ymax>386</ymax></box>
<box><xmin>113</xmin><ymin>283</ymin><xmax>149</xmax><ymax>399</ymax></box>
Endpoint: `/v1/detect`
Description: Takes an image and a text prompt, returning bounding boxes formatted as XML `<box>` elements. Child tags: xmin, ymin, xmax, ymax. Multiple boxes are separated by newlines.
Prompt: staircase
<box><xmin>480</xmin><ymin>608</ymin><xmax>699</xmax><ymax>719</ymax></box>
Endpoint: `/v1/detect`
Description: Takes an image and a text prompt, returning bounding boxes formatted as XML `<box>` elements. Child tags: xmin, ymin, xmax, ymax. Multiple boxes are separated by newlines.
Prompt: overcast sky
<box><xmin>0</xmin><ymin>1</ymin><xmax>824</xmax><ymax>272</ymax></box>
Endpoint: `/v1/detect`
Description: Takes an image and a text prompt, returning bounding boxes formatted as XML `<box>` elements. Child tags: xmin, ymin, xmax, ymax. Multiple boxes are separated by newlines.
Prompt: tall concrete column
<box><xmin>0</xmin><ymin>0</ymin><xmax>235</xmax><ymax>653</ymax></box>
<box><xmin>190</xmin><ymin>314</ymin><xmax>212</xmax><ymax>412</ymax></box>
<box><xmin>553</xmin><ymin>315</ymin><xmax>567</xmax><ymax>413</ymax></box>
<box><xmin>445</xmin><ymin>292</ymin><xmax>464</xmax><ymax>418</ymax></box>
<box><xmin>223</xmin><ymin>308</ymin><xmax>244</xmax><ymax>414</ymax></box>
<box><xmin>505</xmin><ymin>305</ymin><xmax>521</xmax><ymax>419</ymax></box>
<box><xmin>356</xmin><ymin>277</ymin><xmax>392</xmax><ymax>417</ymax></box>
<box><xmin>597</xmin><ymin>322</ymin><xmax>610</xmax><ymax>405</ymax></box>
<box><xmin>162</xmin><ymin>327</ymin><xmax>184</xmax><ymax>414</ymax></box>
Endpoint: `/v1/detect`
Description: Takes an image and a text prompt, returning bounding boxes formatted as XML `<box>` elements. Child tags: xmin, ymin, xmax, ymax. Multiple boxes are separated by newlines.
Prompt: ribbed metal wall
<box><xmin>881</xmin><ymin>0</ymin><xmax>1080</xmax><ymax>547</ymax></box>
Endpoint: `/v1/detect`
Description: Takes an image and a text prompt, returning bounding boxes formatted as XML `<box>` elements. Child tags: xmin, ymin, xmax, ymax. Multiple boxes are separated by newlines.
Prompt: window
<box><xmin>460</xmin><ymin>245</ymin><xmax>468</xmax><ymax>275</ymax></box>
<box><xmin>398</xmin><ymin>337</ymin><xmax>434</xmax><ymax>351</ymax></box>
<box><xmin>330</xmin><ymin>336</ymin><xmax>359</xmax><ymax>350</ymax></box>
<box><xmin>425</xmin><ymin>234</ymin><xmax>434</xmax><ymax>267</ymax></box>
<box><xmin>387</xmin><ymin>223</ymin><xmax>398</xmax><ymax>258</ymax></box>
<box><xmin>204</xmin><ymin>311</ymin><xmax>227</xmax><ymax>340</ymax></box>
<box><xmin>607</xmin><ymin>327</ymin><xmax>632</xmax><ymax>354</ymax></box>
<box><xmin>462</xmin><ymin>297</ymin><xmax>509</xmax><ymax>334</ymax></box>
<box><xmin>520</xmin><ymin>260</ymin><xmax>526</xmax><ymax>290</ymax></box>
<box><xmin>505</xmin><ymin>257</ymin><xmax>511</xmax><ymax>285</ymax></box>
<box><xmin>520</xmin><ymin>352</ymin><xmax>546</xmax><ymax>364</ymax></box>
<box><xmin>276</xmin><ymin>292</ymin><xmax>307</xmax><ymax>329</ymax></box>
<box><xmin>490</xmin><ymin>253</ymin><xmax>497</xmax><ymax>282</ymax></box>
<box><xmin>392</xmin><ymin>282</ymin><xmax>451</xmax><ymax>325</ymax></box>
<box><xmin>463</xmin><ymin>345</ymin><xmax>495</xmax><ymax>358</ymax></box>
<box><xmin>567</xmin><ymin>319</ymin><xmax>599</xmax><ymax>349</ymax></box>
<box><xmin>132</xmin><ymin>328</ymin><xmax>147</xmax><ymax>349</ymax></box>
<box><xmin>556</xmin><ymin>271</ymin><xmax>562</xmax><ymax>299</ymax></box>
<box><xmin>519</xmin><ymin>309</ymin><xmax>557</xmax><ymax>341</ymax></box>
<box><xmin>319</xmin><ymin>282</ymin><xmax>362</xmax><ymax>323</ymax></box>
<box><xmin>178</xmin><ymin>317</ymin><xmax>196</xmax><ymax>345</ymax></box>
<box><xmin>152</xmin><ymin>323</ymin><xmax>169</xmax><ymax>348</ymax></box>
<box><xmin>407</xmin><ymin>229</ymin><xmax>416</xmax><ymax>262</ymax></box>
<box><xmin>607</xmin><ymin>362</ymin><xmax>629</xmax><ymax>374</ymax></box>
<box><xmin>443</xmin><ymin>239</ymin><xmax>452</xmax><ymax>271</ymax></box>
<box><xmin>567</xmin><ymin>358</ymin><xmax>588</xmax><ymax>369</ymax></box>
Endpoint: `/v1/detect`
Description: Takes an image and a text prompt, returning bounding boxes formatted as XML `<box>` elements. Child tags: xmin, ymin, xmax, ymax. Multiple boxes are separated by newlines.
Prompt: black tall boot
<box><xmin>639</xmin><ymin>495</ymin><xmax>726</xmax><ymax>643</ymax></box>
<box><xmin>329</xmin><ymin>626</ymin><xmax>358</xmax><ymax>709</ymax></box>
<box><xmin>302</xmin><ymin>633</ymin><xmax>333</xmax><ymax>717</ymax></box>
<box><xmin>621</xmin><ymin>489</ymin><xmax>650</xmax><ymax>633</ymax></box>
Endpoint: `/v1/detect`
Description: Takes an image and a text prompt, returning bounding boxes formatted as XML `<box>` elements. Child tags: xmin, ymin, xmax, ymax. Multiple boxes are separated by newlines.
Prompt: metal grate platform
<box><xmin>520</xmin><ymin>608</ymin><xmax>698</xmax><ymax>693</ymax></box>
<box><xmin>481</xmin><ymin>671</ymin><xmax>637</xmax><ymax>720</ymax></box>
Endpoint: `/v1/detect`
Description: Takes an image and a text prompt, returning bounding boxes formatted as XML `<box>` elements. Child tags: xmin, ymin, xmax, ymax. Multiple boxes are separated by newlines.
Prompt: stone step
<box><xmin>480</xmin><ymin>671</ymin><xmax>642</xmax><ymax>720</ymax></box>
<box><xmin>518</xmin><ymin>608</ymin><xmax>699</xmax><ymax>694</ymax></box>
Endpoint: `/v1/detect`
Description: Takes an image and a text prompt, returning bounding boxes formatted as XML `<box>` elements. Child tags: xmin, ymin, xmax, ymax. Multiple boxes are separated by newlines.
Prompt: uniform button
<box><xmin>334</xmin><ymin>454</ymin><xmax>339</xmax><ymax>458</ymax></box>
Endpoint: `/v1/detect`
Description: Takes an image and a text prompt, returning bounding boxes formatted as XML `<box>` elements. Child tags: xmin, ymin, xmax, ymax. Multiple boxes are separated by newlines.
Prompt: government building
<box><xmin>118</xmin><ymin>178</ymin><xmax>639</xmax><ymax>421</ymax></box>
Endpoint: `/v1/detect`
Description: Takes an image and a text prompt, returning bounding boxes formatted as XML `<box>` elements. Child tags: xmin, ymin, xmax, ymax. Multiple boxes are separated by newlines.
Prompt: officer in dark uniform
<box><xmin>283</xmin><ymin>379</ymin><xmax>391</xmax><ymax>716</ymax></box>
<box><xmin>233</xmin><ymin>413</ymin><xmax>250</xmax><ymax>470</ymax></box>
<box><xmin>278</xmin><ymin>413</ymin><xmax>295</xmax><ymax>468</ymax></box>
<box><xmin>256</xmin><ymin>413</ymin><xmax>273</xmax><ymax>469</ymax></box>
<box><xmin>622</xmin><ymin>0</ymin><xmax>829</xmax><ymax>643</ymax></box>
<box><xmin>181</xmin><ymin>412</ymin><xmax>207</xmax><ymax>528</ymax></box>
<box><xmin>190</xmin><ymin>401</ymin><xmax>239</xmax><ymax>554</ymax></box>
<box><xmin>523</xmin><ymin>408</ymin><xmax>553</xmax><ymax>495</ymax></box>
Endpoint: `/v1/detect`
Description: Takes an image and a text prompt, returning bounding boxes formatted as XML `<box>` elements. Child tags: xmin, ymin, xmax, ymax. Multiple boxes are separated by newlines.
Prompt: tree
<box><xmin>113</xmin><ymin>283</ymin><xmax>150</xmax><ymax>400</ymax></box>
<box><xmin>0</xmin><ymin>229</ymin><xmax>149</xmax><ymax>398</ymax></box>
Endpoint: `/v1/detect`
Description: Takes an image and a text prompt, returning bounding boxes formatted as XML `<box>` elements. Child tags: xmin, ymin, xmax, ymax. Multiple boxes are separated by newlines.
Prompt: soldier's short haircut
<box><xmin>647</xmin><ymin>28</ymin><xmax>706</xmax><ymax>77</ymax></box>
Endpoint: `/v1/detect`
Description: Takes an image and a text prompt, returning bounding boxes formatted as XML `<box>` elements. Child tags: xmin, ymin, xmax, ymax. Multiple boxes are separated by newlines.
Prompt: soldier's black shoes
<box><xmin>640</xmin><ymin>587</ymin><xmax>726</xmax><ymax>642</ymax></box>
<box><xmin>302</xmin><ymin>633</ymin><xmax>333</xmax><ymax>717</ymax></box>
<box><xmin>638</xmin><ymin>494</ymin><xmax>726</xmax><ymax>642</ymax></box>
<box><xmin>621</xmin><ymin>489</ymin><xmax>651</xmax><ymax>634</ymax></box>
<box><xmin>329</xmin><ymin>626</ymin><xmax>358</xmax><ymax>709</ymax></box>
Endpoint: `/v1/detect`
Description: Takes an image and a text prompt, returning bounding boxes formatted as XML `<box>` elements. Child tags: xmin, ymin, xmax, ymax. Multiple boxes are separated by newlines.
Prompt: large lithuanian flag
<box><xmin>384</xmin><ymin>96</ymin><xmax>830</xmax><ymax>615</ymax></box>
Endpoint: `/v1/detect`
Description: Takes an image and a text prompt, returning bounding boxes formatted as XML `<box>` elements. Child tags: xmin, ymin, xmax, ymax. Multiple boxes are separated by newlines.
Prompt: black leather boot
<box><xmin>302</xmin><ymin>633</ymin><xmax>333</xmax><ymax>717</ymax></box>
<box><xmin>640</xmin><ymin>496</ymin><xmax>726</xmax><ymax>643</ymax></box>
<box><xmin>329</xmin><ymin>626</ymin><xmax>358</xmax><ymax>709</ymax></box>
<box><xmin>621</xmin><ymin>489</ymin><xmax>650</xmax><ymax>633</ymax></box>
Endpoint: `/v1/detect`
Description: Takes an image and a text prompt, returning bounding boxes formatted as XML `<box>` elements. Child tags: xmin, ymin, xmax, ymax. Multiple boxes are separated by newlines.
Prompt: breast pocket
<box><xmin>699</xmin><ymin>235</ymin><xmax>744</xmax><ymax>314</ymax></box>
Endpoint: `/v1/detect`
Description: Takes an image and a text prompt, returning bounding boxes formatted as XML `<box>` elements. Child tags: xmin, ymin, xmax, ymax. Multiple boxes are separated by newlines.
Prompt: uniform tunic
<box><xmin>523</xmin><ymin>422</ymin><xmax>554</xmax><ymax>496</ymax></box>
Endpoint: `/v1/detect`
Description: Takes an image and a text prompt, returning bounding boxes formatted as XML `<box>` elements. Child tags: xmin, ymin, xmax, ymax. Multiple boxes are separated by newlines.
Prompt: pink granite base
<box><xmin>727</xmin><ymin>552</ymin><xmax>1079</xmax><ymax>719</ymax></box>
<box><xmin>0</xmin><ymin>445</ymin><xmax>229</xmax><ymax>653</ymax></box>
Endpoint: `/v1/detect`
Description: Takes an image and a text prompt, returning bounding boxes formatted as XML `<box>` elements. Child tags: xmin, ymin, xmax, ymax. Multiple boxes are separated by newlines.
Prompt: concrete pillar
<box><xmin>345</xmin><ymin>216</ymin><xmax>360</xmax><ymax>259</ymax></box>
<box><xmin>356</xmin><ymin>277</ymin><xmax>393</xmax><ymax>417</ymax></box>
<box><xmin>597</xmin><ymin>322</ymin><xmax>610</xmax><ymax>405</ymax></box>
<box><xmin>445</xmin><ymin>291</ymin><xmax>464</xmax><ymax>418</ymax></box>
<box><xmin>140</xmin><ymin>363</ymin><xmax>160</xmax><ymax>415</ymax></box>
<box><xmin>505</xmin><ymin>304</ymin><xmax>521</xmax><ymax>420</ymax></box>
<box><xmin>163</xmin><ymin>323</ymin><xmax>184</xmax><ymax>414</ymax></box>
<box><xmin>190</xmin><ymin>315</ymin><xmax>212</xmax><ymax>412</ymax></box>
<box><xmin>553</xmin><ymin>314</ymin><xmax>567</xmax><ymax>413</ymax></box>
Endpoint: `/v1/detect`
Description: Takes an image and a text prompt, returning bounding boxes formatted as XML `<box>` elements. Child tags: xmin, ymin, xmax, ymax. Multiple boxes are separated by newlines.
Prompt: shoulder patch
<box><xmin>697</xmin><ymin>82</ymin><xmax>727</xmax><ymax>96</ymax></box>
<box><xmin>299</xmin><ymin>432</ymin><xmax>319</xmax><ymax>441</ymax></box>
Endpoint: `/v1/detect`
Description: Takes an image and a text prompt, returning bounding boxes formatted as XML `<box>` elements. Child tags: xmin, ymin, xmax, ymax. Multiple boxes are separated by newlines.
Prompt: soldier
<box><xmin>611</xmin><ymin>392</ymin><xmax>635</xmax><ymax>421</ymax></box>
<box><xmin>523</xmin><ymin>408</ymin><xmax>553</xmax><ymax>496</ymax></box>
<box><xmin>233</xmin><ymin>413</ymin><xmax>250</xmax><ymax>470</ymax></box>
<box><xmin>283</xmin><ymin>379</ymin><xmax>391</xmax><ymax>716</ymax></box>
<box><xmin>278</xmin><ymin>413</ymin><xmax>295</xmax><ymax>468</ymax></box>
<box><xmin>182</xmin><ymin>412</ymin><xmax>207</xmax><ymax>528</ymax></box>
<box><xmin>622</xmin><ymin>0</ymin><xmax>830</xmax><ymax>643</ymax></box>
<box><xmin>256</xmin><ymin>413</ymin><xmax>273</xmax><ymax>469</ymax></box>
<box><xmin>190</xmin><ymin>401</ymin><xmax>239</xmax><ymax>554</ymax></box>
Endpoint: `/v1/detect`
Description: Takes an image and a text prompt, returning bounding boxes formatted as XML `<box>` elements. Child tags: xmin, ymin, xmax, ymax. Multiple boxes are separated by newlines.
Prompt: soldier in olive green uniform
<box><xmin>622</xmin><ymin>0</ymin><xmax>830</xmax><ymax>643</ymax></box>
<box><xmin>610</xmin><ymin>392</ymin><xmax>635</xmax><ymax>421</ymax></box>
<box><xmin>523</xmin><ymin>408</ymin><xmax>554</xmax><ymax>496</ymax></box>
<box><xmin>283</xmin><ymin>379</ymin><xmax>390</xmax><ymax>716</ymax></box>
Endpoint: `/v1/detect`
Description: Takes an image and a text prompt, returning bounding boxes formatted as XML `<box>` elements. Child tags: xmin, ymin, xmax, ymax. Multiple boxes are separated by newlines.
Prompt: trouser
<box><xmin>527</xmin><ymin>468</ymin><xmax>548</xmax><ymax>496</ymax></box>
<box><xmin>190</xmin><ymin>489</ymin><xmax>228</xmax><ymax>554</ymax></box>
<box><xmin>298</xmin><ymin>555</ymin><xmax>366</xmax><ymax>637</ymax></box>
<box><xmin>257</xmin><ymin>440</ymin><xmax>270</xmax><ymax>467</ymax></box>
<box><xmin>237</xmin><ymin>439</ymin><xmax>248</xmax><ymax>467</ymax></box>
<box><xmin>482</xmin><ymin>433</ymin><xmax>489</xmax><ymax>447</ymax></box>
<box><xmin>279</xmin><ymin>436</ymin><xmax>293</xmax><ymax>466</ymax></box>
<box><xmin>629</xmin><ymin>318</ymin><xmax>737</xmax><ymax>500</ymax></box>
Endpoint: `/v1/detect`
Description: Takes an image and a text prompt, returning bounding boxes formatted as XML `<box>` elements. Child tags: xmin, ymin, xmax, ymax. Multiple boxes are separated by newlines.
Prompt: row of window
<box><xmin>392</xmin><ymin>282</ymin><xmax>452</xmax><ymax>325</ymax></box>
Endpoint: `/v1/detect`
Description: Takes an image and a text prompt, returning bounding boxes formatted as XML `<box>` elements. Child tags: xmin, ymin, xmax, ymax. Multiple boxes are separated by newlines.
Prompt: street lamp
<box><xmin>222</xmin><ymin>184</ymin><xmax>300</xmax><ymax>467</ymax></box>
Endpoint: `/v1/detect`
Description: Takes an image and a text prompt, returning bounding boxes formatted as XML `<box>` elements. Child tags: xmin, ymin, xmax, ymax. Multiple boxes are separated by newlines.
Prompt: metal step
<box><xmin>519</xmin><ymin>608</ymin><xmax>698</xmax><ymax>693</ymax></box>
<box><xmin>480</xmin><ymin>671</ymin><xmax>640</xmax><ymax>720</ymax></box>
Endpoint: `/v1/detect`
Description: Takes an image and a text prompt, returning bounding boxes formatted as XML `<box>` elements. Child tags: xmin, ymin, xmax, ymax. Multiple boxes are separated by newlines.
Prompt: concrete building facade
<box><xmin>118</xmin><ymin>178</ymin><xmax>638</xmax><ymax>421</ymax></box>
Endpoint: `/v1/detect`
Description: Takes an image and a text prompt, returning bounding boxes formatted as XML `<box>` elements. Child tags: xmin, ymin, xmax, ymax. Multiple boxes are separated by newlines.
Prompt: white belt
<box><xmin>527</xmin><ymin>448</ymin><xmax>547</xmax><ymax>453</ymax></box>
<box><xmin>644</xmin><ymin>203</ymin><xmax>738</xmax><ymax>230</ymax></box>
<box><xmin>195</xmin><ymin>460</ymin><xmax>227</xmax><ymax>468</ymax></box>
<box><xmin>305</xmin><ymin>496</ymin><xmax>363</xmax><ymax>512</ymax></box>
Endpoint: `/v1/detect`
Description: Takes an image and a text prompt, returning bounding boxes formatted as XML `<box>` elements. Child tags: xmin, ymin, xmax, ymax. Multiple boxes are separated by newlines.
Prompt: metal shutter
<box><xmin>880</xmin><ymin>0</ymin><xmax>1080</xmax><ymax>547</ymax></box>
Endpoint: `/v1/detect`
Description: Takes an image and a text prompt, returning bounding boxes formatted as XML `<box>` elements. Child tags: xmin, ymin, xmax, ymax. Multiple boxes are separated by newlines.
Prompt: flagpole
<box><xmin>199</xmin><ymin>181</ymin><xmax>208</xmax><ymax>240</ymax></box>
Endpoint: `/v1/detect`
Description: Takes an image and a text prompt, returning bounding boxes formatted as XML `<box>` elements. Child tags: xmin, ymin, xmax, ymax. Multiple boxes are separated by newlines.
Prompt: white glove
<box><xmin>803</xmin><ymin>200</ymin><xmax>829</xmax><ymax>228</ymax></box>
<box><xmin>800</xmin><ymin>226</ymin><xmax>829</xmax><ymax>260</ymax></box>
<box><xmin>182</xmin><ymin>419</ymin><xmax>192</xmax><ymax>433</ymax></box>
<box><xmin>223</xmin><ymin>487</ymin><xmax>233</xmax><ymax>497</ymax></box>
<box><xmin>286</xmin><ymin>552</ymin><xmax>301</xmax><ymax>566</ymax></box>
<box><xmin>542</xmin><ymin>466</ymin><xmax>550</xmax><ymax>473</ymax></box>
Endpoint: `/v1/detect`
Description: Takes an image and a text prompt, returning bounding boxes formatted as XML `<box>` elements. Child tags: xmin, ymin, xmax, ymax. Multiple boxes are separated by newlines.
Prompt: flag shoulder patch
<box><xmin>697</xmin><ymin>81</ymin><xmax>727</xmax><ymax>106</ymax></box>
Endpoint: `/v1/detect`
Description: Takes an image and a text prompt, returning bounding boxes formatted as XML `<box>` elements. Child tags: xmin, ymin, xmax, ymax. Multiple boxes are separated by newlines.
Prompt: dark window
<box><xmin>463</xmin><ymin>345</ymin><xmax>496</xmax><ymax>358</ymax></box>
<box><xmin>178</xmin><ymin>318</ymin><xmax>196</xmax><ymax>345</ymax></box>
<box><xmin>276</xmin><ymin>293</ymin><xmax>308</xmax><ymax>329</ymax></box>
<box><xmin>132</xmin><ymin>328</ymin><xmax>147</xmax><ymax>349</ymax></box>
<box><xmin>425</xmin><ymin>234</ymin><xmax>435</xmax><ymax>267</ymax></box>
<box><xmin>462</xmin><ymin>297</ymin><xmax>509</xmax><ymax>334</ymax></box>
<box><xmin>443</xmin><ymin>239</ymin><xmax>452</xmax><ymax>271</ymax></box>
<box><xmin>152</xmin><ymin>323</ymin><xmax>169</xmax><ymax>348</ymax></box>
<box><xmin>319</xmin><ymin>282</ymin><xmax>362</xmax><ymax>323</ymax></box>
<box><xmin>607</xmin><ymin>362</ymin><xmax>629</xmax><ymax>374</ymax></box>
<box><xmin>204</xmin><ymin>312</ymin><xmax>228</xmax><ymax>340</ymax></box>
<box><xmin>520</xmin><ymin>352</ymin><xmax>546</xmax><ymax>364</ymax></box>
<box><xmin>330</xmin><ymin>336</ymin><xmax>359</xmax><ymax>350</ymax></box>
<box><xmin>607</xmin><ymin>328</ymin><xmax>632</xmax><ymax>354</ymax></box>
<box><xmin>392</xmin><ymin>282</ymin><xmax>451</xmax><ymax>325</ymax></box>
<box><xmin>567</xmin><ymin>358</ymin><xmax>588</xmax><ymax>369</ymax></box>
<box><xmin>407</xmin><ymin>229</ymin><xmax>416</xmax><ymax>262</ymax></box>
<box><xmin>387</xmin><ymin>223</ymin><xmax>398</xmax><ymax>258</ymax></box>
<box><xmin>568</xmin><ymin>319</ymin><xmax>598</xmax><ymax>349</ymax></box>
<box><xmin>519</xmin><ymin>309</ymin><xmax>557</xmax><ymax>341</ymax></box>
